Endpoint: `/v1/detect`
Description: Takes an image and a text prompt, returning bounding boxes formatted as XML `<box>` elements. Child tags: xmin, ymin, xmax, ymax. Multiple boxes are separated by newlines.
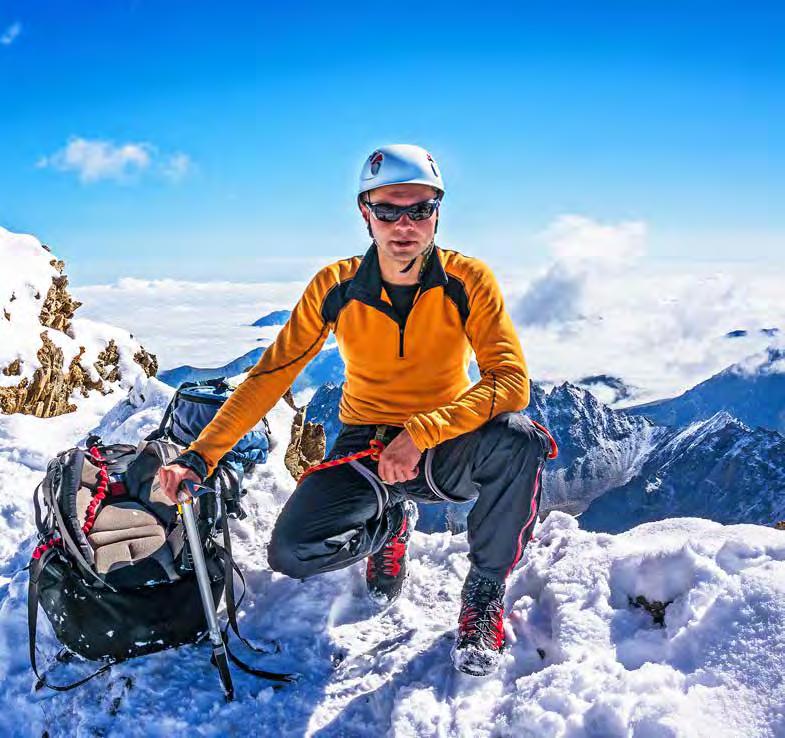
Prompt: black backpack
<box><xmin>28</xmin><ymin>380</ymin><xmax>292</xmax><ymax>691</ymax></box>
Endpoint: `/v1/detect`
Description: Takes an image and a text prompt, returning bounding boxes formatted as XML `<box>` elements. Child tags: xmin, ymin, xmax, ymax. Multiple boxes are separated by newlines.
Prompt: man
<box><xmin>159</xmin><ymin>144</ymin><xmax>553</xmax><ymax>677</ymax></box>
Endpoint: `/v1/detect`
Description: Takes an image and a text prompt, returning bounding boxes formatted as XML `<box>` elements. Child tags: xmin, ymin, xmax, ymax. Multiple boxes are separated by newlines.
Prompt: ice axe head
<box><xmin>177</xmin><ymin>478</ymin><xmax>211</xmax><ymax>503</ymax></box>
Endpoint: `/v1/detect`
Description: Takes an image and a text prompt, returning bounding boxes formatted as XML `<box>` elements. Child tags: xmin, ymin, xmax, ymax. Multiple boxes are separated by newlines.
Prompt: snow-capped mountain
<box><xmin>157</xmin><ymin>346</ymin><xmax>267</xmax><ymax>388</ymax></box>
<box><xmin>251</xmin><ymin>309</ymin><xmax>292</xmax><ymax>327</ymax></box>
<box><xmin>527</xmin><ymin>382</ymin><xmax>661</xmax><ymax>515</ymax></box>
<box><xmin>579</xmin><ymin>411</ymin><xmax>785</xmax><ymax>533</ymax></box>
<box><xmin>626</xmin><ymin>346</ymin><xmax>785</xmax><ymax>434</ymax></box>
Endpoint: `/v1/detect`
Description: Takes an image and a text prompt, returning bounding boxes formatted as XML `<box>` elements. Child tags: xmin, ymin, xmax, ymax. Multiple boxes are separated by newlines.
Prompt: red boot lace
<box><xmin>368</xmin><ymin>514</ymin><xmax>409</xmax><ymax>578</ymax></box>
<box><xmin>458</xmin><ymin>580</ymin><xmax>506</xmax><ymax>650</ymax></box>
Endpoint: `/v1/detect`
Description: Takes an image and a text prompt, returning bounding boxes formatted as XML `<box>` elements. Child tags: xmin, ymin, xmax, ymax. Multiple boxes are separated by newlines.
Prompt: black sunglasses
<box><xmin>364</xmin><ymin>197</ymin><xmax>441</xmax><ymax>223</ymax></box>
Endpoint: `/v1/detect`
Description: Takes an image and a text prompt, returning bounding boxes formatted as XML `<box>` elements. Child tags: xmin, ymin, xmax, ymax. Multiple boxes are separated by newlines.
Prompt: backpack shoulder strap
<box><xmin>43</xmin><ymin>456</ymin><xmax>115</xmax><ymax>592</ymax></box>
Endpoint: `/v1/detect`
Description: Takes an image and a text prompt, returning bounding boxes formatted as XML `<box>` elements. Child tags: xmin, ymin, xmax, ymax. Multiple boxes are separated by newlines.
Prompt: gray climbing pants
<box><xmin>267</xmin><ymin>412</ymin><xmax>552</xmax><ymax>583</ymax></box>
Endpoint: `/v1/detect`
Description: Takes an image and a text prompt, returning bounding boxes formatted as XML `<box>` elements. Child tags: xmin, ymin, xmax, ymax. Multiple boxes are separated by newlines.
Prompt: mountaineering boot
<box><xmin>451</xmin><ymin>567</ymin><xmax>507</xmax><ymax>676</ymax></box>
<box><xmin>366</xmin><ymin>500</ymin><xmax>418</xmax><ymax>606</ymax></box>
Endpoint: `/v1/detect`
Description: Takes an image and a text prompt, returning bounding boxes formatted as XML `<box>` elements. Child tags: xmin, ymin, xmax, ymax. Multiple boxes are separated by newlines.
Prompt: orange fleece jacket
<box><xmin>186</xmin><ymin>244</ymin><xmax>529</xmax><ymax>477</ymax></box>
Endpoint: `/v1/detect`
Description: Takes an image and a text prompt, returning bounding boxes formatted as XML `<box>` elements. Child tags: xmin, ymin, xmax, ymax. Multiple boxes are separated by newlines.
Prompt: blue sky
<box><xmin>1</xmin><ymin>1</ymin><xmax>783</xmax><ymax>284</ymax></box>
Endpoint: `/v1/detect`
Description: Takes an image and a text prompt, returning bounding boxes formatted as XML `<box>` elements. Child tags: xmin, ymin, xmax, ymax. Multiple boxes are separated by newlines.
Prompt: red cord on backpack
<box><xmin>81</xmin><ymin>447</ymin><xmax>109</xmax><ymax>535</ymax></box>
<box><xmin>298</xmin><ymin>439</ymin><xmax>386</xmax><ymax>484</ymax></box>
<box><xmin>32</xmin><ymin>445</ymin><xmax>109</xmax><ymax>560</ymax></box>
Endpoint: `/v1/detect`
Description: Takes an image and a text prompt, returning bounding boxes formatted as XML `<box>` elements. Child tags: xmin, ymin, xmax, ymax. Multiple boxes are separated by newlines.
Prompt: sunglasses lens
<box><xmin>407</xmin><ymin>201</ymin><xmax>438</xmax><ymax>221</ymax></box>
<box><xmin>370</xmin><ymin>203</ymin><xmax>401</xmax><ymax>222</ymax></box>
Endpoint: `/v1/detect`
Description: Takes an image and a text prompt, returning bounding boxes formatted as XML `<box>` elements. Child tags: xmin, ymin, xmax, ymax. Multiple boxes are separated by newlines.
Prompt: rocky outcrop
<box><xmin>133</xmin><ymin>348</ymin><xmax>158</xmax><ymax>379</ymax></box>
<box><xmin>1</xmin><ymin>332</ymin><xmax>88</xmax><ymax>416</ymax></box>
<box><xmin>38</xmin><ymin>259</ymin><xmax>81</xmax><ymax>334</ymax></box>
<box><xmin>1</xmin><ymin>229</ymin><xmax>158</xmax><ymax>418</ymax></box>
<box><xmin>282</xmin><ymin>389</ymin><xmax>326</xmax><ymax>481</ymax></box>
<box><xmin>0</xmin><ymin>333</ymin><xmax>157</xmax><ymax>418</ymax></box>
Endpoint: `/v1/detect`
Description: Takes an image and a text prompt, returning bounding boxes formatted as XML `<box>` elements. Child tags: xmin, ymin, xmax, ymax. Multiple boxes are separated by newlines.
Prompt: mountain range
<box><xmin>626</xmin><ymin>347</ymin><xmax>785</xmax><ymax>434</ymax></box>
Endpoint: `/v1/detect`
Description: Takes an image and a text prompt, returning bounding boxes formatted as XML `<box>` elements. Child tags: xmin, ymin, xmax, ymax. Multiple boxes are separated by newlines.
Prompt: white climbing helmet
<box><xmin>357</xmin><ymin>144</ymin><xmax>445</xmax><ymax>201</ymax></box>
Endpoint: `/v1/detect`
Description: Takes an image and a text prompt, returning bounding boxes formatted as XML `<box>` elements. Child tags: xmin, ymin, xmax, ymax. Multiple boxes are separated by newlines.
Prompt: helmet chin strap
<box><xmin>403</xmin><ymin>240</ymin><xmax>436</xmax><ymax>278</ymax></box>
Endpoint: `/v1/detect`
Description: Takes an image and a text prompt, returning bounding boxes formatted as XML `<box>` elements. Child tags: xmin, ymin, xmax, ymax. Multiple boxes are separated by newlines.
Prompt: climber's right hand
<box><xmin>158</xmin><ymin>463</ymin><xmax>201</xmax><ymax>504</ymax></box>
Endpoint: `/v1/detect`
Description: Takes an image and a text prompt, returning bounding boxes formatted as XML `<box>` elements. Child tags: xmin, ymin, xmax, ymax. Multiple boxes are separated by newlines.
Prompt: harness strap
<box><xmin>32</xmin><ymin>481</ymin><xmax>48</xmax><ymax>536</ymax></box>
<box><xmin>42</xmin><ymin>457</ymin><xmax>115</xmax><ymax>591</ymax></box>
<box><xmin>348</xmin><ymin>459</ymin><xmax>389</xmax><ymax>520</ymax></box>
<box><xmin>298</xmin><ymin>439</ymin><xmax>385</xmax><ymax>484</ymax></box>
<box><xmin>223</xmin><ymin>636</ymin><xmax>297</xmax><ymax>685</ymax></box>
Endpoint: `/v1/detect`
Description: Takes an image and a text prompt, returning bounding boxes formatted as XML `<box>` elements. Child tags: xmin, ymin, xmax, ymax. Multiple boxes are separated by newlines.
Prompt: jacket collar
<box><xmin>346</xmin><ymin>242</ymin><xmax>448</xmax><ymax>302</ymax></box>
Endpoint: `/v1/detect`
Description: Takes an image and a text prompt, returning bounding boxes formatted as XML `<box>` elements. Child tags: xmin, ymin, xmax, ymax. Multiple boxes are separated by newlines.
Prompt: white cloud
<box><xmin>38</xmin><ymin>138</ymin><xmax>152</xmax><ymax>183</ymax></box>
<box><xmin>543</xmin><ymin>214</ymin><xmax>646</xmax><ymax>270</ymax></box>
<box><xmin>74</xmin><ymin>278</ymin><xmax>306</xmax><ymax>369</ymax></box>
<box><xmin>514</xmin><ymin>215</ymin><xmax>647</xmax><ymax>327</ymax></box>
<box><xmin>733</xmin><ymin>346</ymin><xmax>785</xmax><ymax>377</ymax></box>
<box><xmin>1</xmin><ymin>22</ymin><xmax>21</xmax><ymax>46</ymax></box>
<box><xmin>161</xmin><ymin>152</ymin><xmax>192</xmax><ymax>182</ymax></box>
<box><xmin>38</xmin><ymin>137</ymin><xmax>193</xmax><ymax>184</ymax></box>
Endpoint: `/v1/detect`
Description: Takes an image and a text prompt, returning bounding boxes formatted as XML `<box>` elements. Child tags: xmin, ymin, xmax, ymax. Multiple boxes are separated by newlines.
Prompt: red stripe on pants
<box><xmin>505</xmin><ymin>462</ymin><xmax>543</xmax><ymax>579</ymax></box>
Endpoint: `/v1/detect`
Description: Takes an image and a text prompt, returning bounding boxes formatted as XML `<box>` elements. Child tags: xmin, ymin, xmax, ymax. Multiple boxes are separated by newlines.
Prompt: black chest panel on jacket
<box><xmin>382</xmin><ymin>281</ymin><xmax>420</xmax><ymax>324</ymax></box>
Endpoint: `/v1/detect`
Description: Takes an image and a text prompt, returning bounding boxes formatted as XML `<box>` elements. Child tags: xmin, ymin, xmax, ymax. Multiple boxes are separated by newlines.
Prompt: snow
<box><xmin>0</xmin><ymin>227</ymin><xmax>62</xmax><ymax>385</ymax></box>
<box><xmin>1</xmin><ymin>226</ymin><xmax>149</xmax><ymax>394</ymax></box>
<box><xmin>0</xmin><ymin>380</ymin><xmax>784</xmax><ymax>737</ymax></box>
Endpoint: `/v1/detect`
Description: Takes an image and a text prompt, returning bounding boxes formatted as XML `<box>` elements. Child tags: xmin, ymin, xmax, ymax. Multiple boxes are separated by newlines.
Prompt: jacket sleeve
<box><xmin>181</xmin><ymin>269</ymin><xmax>334</xmax><ymax>478</ymax></box>
<box><xmin>404</xmin><ymin>261</ymin><xmax>529</xmax><ymax>451</ymax></box>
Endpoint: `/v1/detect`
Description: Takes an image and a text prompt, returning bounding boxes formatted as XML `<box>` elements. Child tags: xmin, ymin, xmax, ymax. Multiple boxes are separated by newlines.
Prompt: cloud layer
<box><xmin>74</xmin><ymin>278</ymin><xmax>307</xmax><ymax>369</ymax></box>
<box><xmin>508</xmin><ymin>215</ymin><xmax>785</xmax><ymax>403</ymax></box>
<box><xmin>74</xmin><ymin>250</ymin><xmax>785</xmax><ymax>412</ymax></box>
<box><xmin>38</xmin><ymin>137</ymin><xmax>192</xmax><ymax>183</ymax></box>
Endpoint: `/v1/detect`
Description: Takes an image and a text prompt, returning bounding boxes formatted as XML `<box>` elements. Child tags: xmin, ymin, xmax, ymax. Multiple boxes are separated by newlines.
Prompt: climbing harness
<box><xmin>298</xmin><ymin>438</ymin><xmax>386</xmax><ymax>484</ymax></box>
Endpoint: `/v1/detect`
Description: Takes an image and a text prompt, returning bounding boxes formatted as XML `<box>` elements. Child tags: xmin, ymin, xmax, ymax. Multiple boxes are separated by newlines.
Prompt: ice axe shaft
<box><xmin>178</xmin><ymin>480</ymin><xmax>234</xmax><ymax>702</ymax></box>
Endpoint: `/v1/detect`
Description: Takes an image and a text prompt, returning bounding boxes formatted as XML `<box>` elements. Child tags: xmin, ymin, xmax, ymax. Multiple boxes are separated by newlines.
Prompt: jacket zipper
<box><xmin>397</xmin><ymin>287</ymin><xmax>423</xmax><ymax>359</ymax></box>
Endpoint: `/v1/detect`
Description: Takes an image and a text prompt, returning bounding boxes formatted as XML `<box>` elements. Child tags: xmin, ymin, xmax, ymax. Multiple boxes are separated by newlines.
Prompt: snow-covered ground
<box><xmin>1</xmin><ymin>378</ymin><xmax>784</xmax><ymax>738</ymax></box>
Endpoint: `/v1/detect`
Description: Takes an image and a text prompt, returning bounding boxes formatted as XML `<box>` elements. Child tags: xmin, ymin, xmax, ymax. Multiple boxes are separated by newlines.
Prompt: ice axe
<box><xmin>178</xmin><ymin>479</ymin><xmax>235</xmax><ymax>702</ymax></box>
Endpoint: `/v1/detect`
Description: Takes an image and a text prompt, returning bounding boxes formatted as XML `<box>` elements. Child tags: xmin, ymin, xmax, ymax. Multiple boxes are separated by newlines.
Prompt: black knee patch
<box><xmin>267</xmin><ymin>527</ymin><xmax>306</xmax><ymax>579</ymax></box>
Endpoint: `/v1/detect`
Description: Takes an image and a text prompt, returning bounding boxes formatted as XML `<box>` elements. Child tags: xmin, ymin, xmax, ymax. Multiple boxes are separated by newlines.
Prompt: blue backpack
<box><xmin>147</xmin><ymin>378</ymin><xmax>270</xmax><ymax>475</ymax></box>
